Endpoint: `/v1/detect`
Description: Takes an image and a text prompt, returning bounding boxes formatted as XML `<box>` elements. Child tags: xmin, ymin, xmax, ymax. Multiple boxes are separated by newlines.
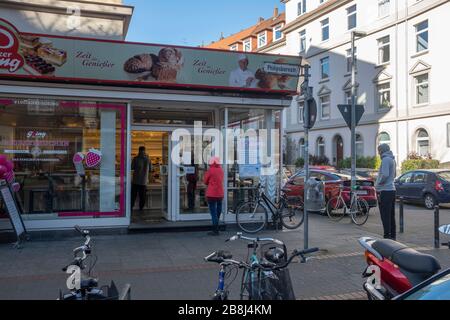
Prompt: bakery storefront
<box><xmin>0</xmin><ymin>18</ymin><xmax>300</xmax><ymax>231</ymax></box>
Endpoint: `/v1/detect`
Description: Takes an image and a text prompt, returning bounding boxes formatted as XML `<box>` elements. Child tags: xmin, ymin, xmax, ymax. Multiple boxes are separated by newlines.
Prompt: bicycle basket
<box><xmin>259</xmin><ymin>242</ymin><xmax>288</xmax><ymax>264</ymax></box>
<box><xmin>244</xmin><ymin>269</ymin><xmax>295</xmax><ymax>300</ymax></box>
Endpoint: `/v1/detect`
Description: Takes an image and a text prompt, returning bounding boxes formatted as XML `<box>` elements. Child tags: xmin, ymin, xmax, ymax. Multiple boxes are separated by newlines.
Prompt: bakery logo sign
<box><xmin>0</xmin><ymin>24</ymin><xmax>24</xmax><ymax>72</ymax></box>
<box><xmin>26</xmin><ymin>131</ymin><xmax>47</xmax><ymax>139</ymax></box>
<box><xmin>263</xmin><ymin>62</ymin><xmax>300</xmax><ymax>77</ymax></box>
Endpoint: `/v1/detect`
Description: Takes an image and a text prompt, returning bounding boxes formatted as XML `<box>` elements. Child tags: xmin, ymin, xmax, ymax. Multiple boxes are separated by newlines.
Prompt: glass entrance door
<box><xmin>173</xmin><ymin>133</ymin><xmax>216</xmax><ymax>221</ymax></box>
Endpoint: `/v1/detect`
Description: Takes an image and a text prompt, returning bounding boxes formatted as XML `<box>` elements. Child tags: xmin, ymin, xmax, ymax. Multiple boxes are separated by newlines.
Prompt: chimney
<box><xmin>273</xmin><ymin>7</ymin><xmax>279</xmax><ymax>17</ymax></box>
<box><xmin>220</xmin><ymin>32</ymin><xmax>224</xmax><ymax>40</ymax></box>
<box><xmin>258</xmin><ymin>17</ymin><xmax>264</xmax><ymax>23</ymax></box>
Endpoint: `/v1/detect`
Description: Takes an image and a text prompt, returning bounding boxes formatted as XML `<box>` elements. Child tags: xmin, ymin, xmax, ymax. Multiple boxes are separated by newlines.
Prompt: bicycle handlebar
<box><xmin>225</xmin><ymin>233</ymin><xmax>285</xmax><ymax>246</ymax></box>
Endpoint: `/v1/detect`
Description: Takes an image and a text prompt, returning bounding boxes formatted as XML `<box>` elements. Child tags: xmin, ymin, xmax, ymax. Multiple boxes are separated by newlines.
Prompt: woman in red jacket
<box><xmin>203</xmin><ymin>156</ymin><xmax>224</xmax><ymax>236</ymax></box>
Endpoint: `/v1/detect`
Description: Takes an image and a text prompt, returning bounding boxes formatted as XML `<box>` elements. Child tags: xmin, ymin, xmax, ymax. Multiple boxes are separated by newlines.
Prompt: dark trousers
<box><xmin>379</xmin><ymin>191</ymin><xmax>396</xmax><ymax>240</ymax></box>
<box><xmin>187</xmin><ymin>184</ymin><xmax>196</xmax><ymax>210</ymax></box>
<box><xmin>131</xmin><ymin>184</ymin><xmax>147</xmax><ymax>210</ymax></box>
<box><xmin>208</xmin><ymin>200</ymin><xmax>222</xmax><ymax>231</ymax></box>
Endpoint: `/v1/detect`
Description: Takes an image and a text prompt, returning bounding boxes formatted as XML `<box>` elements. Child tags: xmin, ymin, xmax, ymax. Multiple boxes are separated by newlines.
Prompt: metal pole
<box><xmin>303</xmin><ymin>65</ymin><xmax>310</xmax><ymax>250</ymax></box>
<box><xmin>350</xmin><ymin>31</ymin><xmax>357</xmax><ymax>195</ymax></box>
<box><xmin>399</xmin><ymin>197</ymin><xmax>404</xmax><ymax>234</ymax></box>
<box><xmin>434</xmin><ymin>205</ymin><xmax>440</xmax><ymax>249</ymax></box>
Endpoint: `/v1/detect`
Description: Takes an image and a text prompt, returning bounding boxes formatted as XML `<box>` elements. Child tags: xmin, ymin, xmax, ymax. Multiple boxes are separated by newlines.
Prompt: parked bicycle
<box><xmin>204</xmin><ymin>232</ymin><xmax>318</xmax><ymax>300</ymax></box>
<box><xmin>58</xmin><ymin>226</ymin><xmax>131</xmax><ymax>300</ymax></box>
<box><xmin>326</xmin><ymin>185</ymin><xmax>370</xmax><ymax>225</ymax></box>
<box><xmin>235</xmin><ymin>183</ymin><xmax>304</xmax><ymax>233</ymax></box>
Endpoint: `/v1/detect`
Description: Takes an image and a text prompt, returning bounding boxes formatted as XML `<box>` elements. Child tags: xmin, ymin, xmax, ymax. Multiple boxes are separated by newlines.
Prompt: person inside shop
<box><xmin>186</xmin><ymin>154</ymin><xmax>198</xmax><ymax>212</ymax></box>
<box><xmin>131</xmin><ymin>146</ymin><xmax>151</xmax><ymax>212</ymax></box>
<box><xmin>203</xmin><ymin>156</ymin><xmax>224</xmax><ymax>236</ymax></box>
<box><xmin>229</xmin><ymin>54</ymin><xmax>257</xmax><ymax>88</ymax></box>
<box><xmin>375</xmin><ymin>143</ymin><xmax>397</xmax><ymax>240</ymax></box>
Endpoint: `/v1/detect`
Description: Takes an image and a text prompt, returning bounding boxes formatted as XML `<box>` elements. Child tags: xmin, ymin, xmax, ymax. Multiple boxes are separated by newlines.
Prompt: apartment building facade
<box><xmin>281</xmin><ymin>0</ymin><xmax>450</xmax><ymax>168</ymax></box>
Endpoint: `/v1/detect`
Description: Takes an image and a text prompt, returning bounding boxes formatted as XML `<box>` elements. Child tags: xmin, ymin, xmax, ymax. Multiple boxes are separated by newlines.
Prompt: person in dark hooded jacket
<box><xmin>375</xmin><ymin>143</ymin><xmax>397</xmax><ymax>240</ymax></box>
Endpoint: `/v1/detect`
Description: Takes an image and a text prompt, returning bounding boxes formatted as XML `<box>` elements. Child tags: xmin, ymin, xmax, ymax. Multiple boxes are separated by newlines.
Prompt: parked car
<box><xmin>338</xmin><ymin>168</ymin><xmax>378</xmax><ymax>182</ymax></box>
<box><xmin>394</xmin><ymin>170</ymin><xmax>450</xmax><ymax>210</ymax></box>
<box><xmin>284</xmin><ymin>169</ymin><xmax>378</xmax><ymax>210</ymax></box>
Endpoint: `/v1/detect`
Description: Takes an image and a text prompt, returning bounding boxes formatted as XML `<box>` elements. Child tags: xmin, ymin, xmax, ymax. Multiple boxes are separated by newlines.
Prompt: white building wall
<box><xmin>282</xmin><ymin>0</ymin><xmax>450</xmax><ymax>169</ymax></box>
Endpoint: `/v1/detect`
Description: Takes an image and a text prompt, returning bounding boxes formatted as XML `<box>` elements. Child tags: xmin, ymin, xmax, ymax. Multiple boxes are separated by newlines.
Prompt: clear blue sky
<box><xmin>124</xmin><ymin>0</ymin><xmax>284</xmax><ymax>46</ymax></box>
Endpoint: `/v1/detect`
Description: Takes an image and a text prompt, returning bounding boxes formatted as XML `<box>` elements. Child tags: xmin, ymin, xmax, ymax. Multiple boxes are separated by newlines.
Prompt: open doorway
<box><xmin>130</xmin><ymin>131</ymin><xmax>169</xmax><ymax>224</ymax></box>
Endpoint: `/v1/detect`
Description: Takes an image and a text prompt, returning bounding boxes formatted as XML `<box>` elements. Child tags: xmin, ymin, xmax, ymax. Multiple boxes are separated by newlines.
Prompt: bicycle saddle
<box><xmin>264</xmin><ymin>247</ymin><xmax>285</xmax><ymax>264</ymax></box>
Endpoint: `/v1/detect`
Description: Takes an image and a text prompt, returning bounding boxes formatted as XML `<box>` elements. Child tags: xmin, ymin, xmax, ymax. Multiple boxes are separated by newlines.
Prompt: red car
<box><xmin>284</xmin><ymin>169</ymin><xmax>378</xmax><ymax>209</ymax></box>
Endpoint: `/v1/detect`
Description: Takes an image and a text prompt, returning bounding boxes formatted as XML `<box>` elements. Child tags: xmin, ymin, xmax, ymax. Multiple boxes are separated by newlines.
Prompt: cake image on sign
<box><xmin>123</xmin><ymin>53</ymin><xmax>157</xmax><ymax>80</ymax></box>
<box><xmin>23</xmin><ymin>54</ymin><xmax>55</xmax><ymax>76</ymax></box>
<box><xmin>20</xmin><ymin>35</ymin><xmax>40</xmax><ymax>49</ymax></box>
<box><xmin>37</xmin><ymin>45</ymin><xmax>67</xmax><ymax>66</ymax></box>
<box><xmin>85</xmin><ymin>149</ymin><xmax>102</xmax><ymax>168</ymax></box>
<box><xmin>152</xmin><ymin>47</ymin><xmax>184</xmax><ymax>82</ymax></box>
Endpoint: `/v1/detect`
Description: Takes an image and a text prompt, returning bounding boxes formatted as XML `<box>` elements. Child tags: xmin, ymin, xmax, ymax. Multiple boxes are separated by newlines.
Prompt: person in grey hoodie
<box><xmin>375</xmin><ymin>144</ymin><xmax>397</xmax><ymax>240</ymax></box>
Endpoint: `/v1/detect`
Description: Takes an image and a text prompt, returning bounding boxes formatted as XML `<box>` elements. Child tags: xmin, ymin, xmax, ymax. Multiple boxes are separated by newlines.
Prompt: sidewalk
<box><xmin>0</xmin><ymin>203</ymin><xmax>449</xmax><ymax>300</ymax></box>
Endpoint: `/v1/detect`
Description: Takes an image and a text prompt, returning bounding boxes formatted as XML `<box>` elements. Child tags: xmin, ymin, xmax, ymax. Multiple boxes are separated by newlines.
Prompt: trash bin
<box><xmin>305</xmin><ymin>177</ymin><xmax>325</xmax><ymax>212</ymax></box>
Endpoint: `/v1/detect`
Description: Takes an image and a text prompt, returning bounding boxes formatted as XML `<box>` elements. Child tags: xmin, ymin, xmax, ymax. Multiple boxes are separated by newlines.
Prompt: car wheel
<box><xmin>424</xmin><ymin>194</ymin><xmax>436</xmax><ymax>210</ymax></box>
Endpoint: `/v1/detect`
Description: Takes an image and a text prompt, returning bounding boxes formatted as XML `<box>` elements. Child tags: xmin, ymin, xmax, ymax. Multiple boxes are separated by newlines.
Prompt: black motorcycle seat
<box><xmin>373</xmin><ymin>239</ymin><xmax>441</xmax><ymax>274</ymax></box>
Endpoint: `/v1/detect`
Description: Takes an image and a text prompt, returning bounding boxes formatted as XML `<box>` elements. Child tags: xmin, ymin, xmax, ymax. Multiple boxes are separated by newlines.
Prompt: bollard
<box><xmin>434</xmin><ymin>205</ymin><xmax>440</xmax><ymax>249</ymax></box>
<box><xmin>399</xmin><ymin>197</ymin><xmax>404</xmax><ymax>234</ymax></box>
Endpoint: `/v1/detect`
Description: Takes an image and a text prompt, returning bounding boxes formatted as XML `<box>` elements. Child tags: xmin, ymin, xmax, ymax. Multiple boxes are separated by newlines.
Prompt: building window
<box><xmin>415</xmin><ymin>73</ymin><xmax>429</xmax><ymax>105</ymax></box>
<box><xmin>243</xmin><ymin>39</ymin><xmax>252</xmax><ymax>52</ymax></box>
<box><xmin>298</xmin><ymin>100</ymin><xmax>304</xmax><ymax>123</ymax></box>
<box><xmin>377</xmin><ymin>82</ymin><xmax>391</xmax><ymax>110</ymax></box>
<box><xmin>447</xmin><ymin>123</ymin><xmax>450</xmax><ymax>148</ymax></box>
<box><xmin>299</xmin><ymin>30</ymin><xmax>306</xmax><ymax>53</ymax></box>
<box><xmin>0</xmin><ymin>98</ymin><xmax>126</xmax><ymax>219</ymax></box>
<box><xmin>415</xmin><ymin>20</ymin><xmax>428</xmax><ymax>53</ymax></box>
<box><xmin>416</xmin><ymin>129</ymin><xmax>430</xmax><ymax>156</ymax></box>
<box><xmin>320</xmin><ymin>94</ymin><xmax>331</xmax><ymax>120</ymax></box>
<box><xmin>316</xmin><ymin>137</ymin><xmax>326</xmax><ymax>157</ymax></box>
<box><xmin>347</xmin><ymin>5</ymin><xmax>357</xmax><ymax>30</ymax></box>
<box><xmin>258</xmin><ymin>32</ymin><xmax>267</xmax><ymax>48</ymax></box>
<box><xmin>356</xmin><ymin>133</ymin><xmax>364</xmax><ymax>157</ymax></box>
<box><xmin>298</xmin><ymin>0</ymin><xmax>307</xmax><ymax>16</ymax></box>
<box><xmin>230</xmin><ymin>44</ymin><xmax>238</xmax><ymax>51</ymax></box>
<box><xmin>346</xmin><ymin>47</ymin><xmax>357</xmax><ymax>73</ymax></box>
<box><xmin>321</xmin><ymin>18</ymin><xmax>329</xmax><ymax>41</ymax></box>
<box><xmin>321</xmin><ymin>57</ymin><xmax>330</xmax><ymax>79</ymax></box>
<box><xmin>344</xmin><ymin>90</ymin><xmax>352</xmax><ymax>105</ymax></box>
<box><xmin>378</xmin><ymin>0</ymin><xmax>390</xmax><ymax>17</ymax></box>
<box><xmin>299</xmin><ymin>138</ymin><xmax>305</xmax><ymax>159</ymax></box>
<box><xmin>378</xmin><ymin>132</ymin><xmax>391</xmax><ymax>148</ymax></box>
<box><xmin>378</xmin><ymin>35</ymin><xmax>390</xmax><ymax>64</ymax></box>
<box><xmin>273</xmin><ymin>24</ymin><xmax>283</xmax><ymax>41</ymax></box>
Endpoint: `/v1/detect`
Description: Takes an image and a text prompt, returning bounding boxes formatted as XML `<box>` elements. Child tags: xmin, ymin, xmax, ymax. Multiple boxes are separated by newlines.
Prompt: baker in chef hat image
<box><xmin>229</xmin><ymin>53</ymin><xmax>257</xmax><ymax>88</ymax></box>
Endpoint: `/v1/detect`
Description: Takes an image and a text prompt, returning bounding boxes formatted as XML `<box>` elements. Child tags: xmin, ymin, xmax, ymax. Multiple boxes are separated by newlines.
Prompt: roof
<box><xmin>204</xmin><ymin>12</ymin><xmax>285</xmax><ymax>50</ymax></box>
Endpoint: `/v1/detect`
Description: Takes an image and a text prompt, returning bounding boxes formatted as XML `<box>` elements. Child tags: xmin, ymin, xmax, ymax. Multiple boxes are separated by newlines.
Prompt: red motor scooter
<box><xmin>358</xmin><ymin>237</ymin><xmax>441</xmax><ymax>300</ymax></box>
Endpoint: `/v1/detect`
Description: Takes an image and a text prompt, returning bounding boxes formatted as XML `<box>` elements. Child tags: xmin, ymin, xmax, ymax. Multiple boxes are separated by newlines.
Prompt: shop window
<box><xmin>0</xmin><ymin>98</ymin><xmax>126</xmax><ymax>219</ymax></box>
<box><xmin>133</xmin><ymin>107</ymin><xmax>214</xmax><ymax>126</ymax></box>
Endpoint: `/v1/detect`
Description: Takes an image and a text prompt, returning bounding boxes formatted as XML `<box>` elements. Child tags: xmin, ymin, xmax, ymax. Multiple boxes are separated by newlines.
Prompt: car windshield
<box><xmin>437</xmin><ymin>171</ymin><xmax>450</xmax><ymax>182</ymax></box>
<box><xmin>404</xmin><ymin>272</ymin><xmax>450</xmax><ymax>300</ymax></box>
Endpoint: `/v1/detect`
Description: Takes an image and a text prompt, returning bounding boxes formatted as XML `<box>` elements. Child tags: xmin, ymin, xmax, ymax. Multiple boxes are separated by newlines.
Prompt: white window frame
<box><xmin>316</xmin><ymin>137</ymin><xmax>326</xmax><ymax>157</ymax></box>
<box><xmin>299</xmin><ymin>30</ymin><xmax>306</xmax><ymax>53</ymax></box>
<box><xmin>414</xmin><ymin>72</ymin><xmax>429</xmax><ymax>106</ymax></box>
<box><xmin>319</xmin><ymin>94</ymin><xmax>331</xmax><ymax>120</ymax></box>
<box><xmin>378</xmin><ymin>132</ymin><xmax>391</xmax><ymax>149</ymax></box>
<box><xmin>230</xmin><ymin>44</ymin><xmax>238</xmax><ymax>51</ymax></box>
<box><xmin>298</xmin><ymin>0</ymin><xmax>307</xmax><ymax>16</ymax></box>
<box><xmin>321</xmin><ymin>18</ymin><xmax>330</xmax><ymax>42</ymax></box>
<box><xmin>376</xmin><ymin>81</ymin><xmax>392</xmax><ymax>111</ymax></box>
<box><xmin>356</xmin><ymin>133</ymin><xmax>364</xmax><ymax>158</ymax></box>
<box><xmin>344</xmin><ymin>90</ymin><xmax>352</xmax><ymax>105</ymax></box>
<box><xmin>416</xmin><ymin>129</ymin><xmax>430</xmax><ymax>157</ymax></box>
<box><xmin>321</xmin><ymin>57</ymin><xmax>330</xmax><ymax>80</ymax></box>
<box><xmin>347</xmin><ymin>5</ymin><xmax>357</xmax><ymax>30</ymax></box>
<box><xmin>377</xmin><ymin>35</ymin><xmax>390</xmax><ymax>65</ymax></box>
<box><xmin>415</xmin><ymin>20</ymin><xmax>429</xmax><ymax>53</ymax></box>
<box><xmin>378</xmin><ymin>0</ymin><xmax>390</xmax><ymax>18</ymax></box>
<box><xmin>298</xmin><ymin>100</ymin><xmax>304</xmax><ymax>123</ymax></box>
<box><xmin>273</xmin><ymin>24</ymin><xmax>283</xmax><ymax>41</ymax></box>
<box><xmin>257</xmin><ymin>32</ymin><xmax>267</xmax><ymax>48</ymax></box>
<box><xmin>243</xmin><ymin>39</ymin><xmax>252</xmax><ymax>52</ymax></box>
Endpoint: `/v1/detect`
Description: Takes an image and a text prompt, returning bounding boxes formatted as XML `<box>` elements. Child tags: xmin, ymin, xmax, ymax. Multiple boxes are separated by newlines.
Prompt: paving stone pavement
<box><xmin>0</xmin><ymin>203</ymin><xmax>450</xmax><ymax>300</ymax></box>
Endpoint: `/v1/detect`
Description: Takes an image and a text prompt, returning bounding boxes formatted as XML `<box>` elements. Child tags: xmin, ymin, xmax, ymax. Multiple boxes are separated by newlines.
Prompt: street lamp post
<box><xmin>350</xmin><ymin>31</ymin><xmax>366</xmax><ymax>194</ymax></box>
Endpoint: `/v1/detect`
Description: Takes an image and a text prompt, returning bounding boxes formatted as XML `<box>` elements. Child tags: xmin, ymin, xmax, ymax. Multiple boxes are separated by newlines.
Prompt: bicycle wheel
<box><xmin>326</xmin><ymin>196</ymin><xmax>346</xmax><ymax>222</ymax></box>
<box><xmin>236</xmin><ymin>201</ymin><xmax>268</xmax><ymax>234</ymax></box>
<box><xmin>280</xmin><ymin>201</ymin><xmax>305</xmax><ymax>229</ymax></box>
<box><xmin>351</xmin><ymin>198</ymin><xmax>370</xmax><ymax>225</ymax></box>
